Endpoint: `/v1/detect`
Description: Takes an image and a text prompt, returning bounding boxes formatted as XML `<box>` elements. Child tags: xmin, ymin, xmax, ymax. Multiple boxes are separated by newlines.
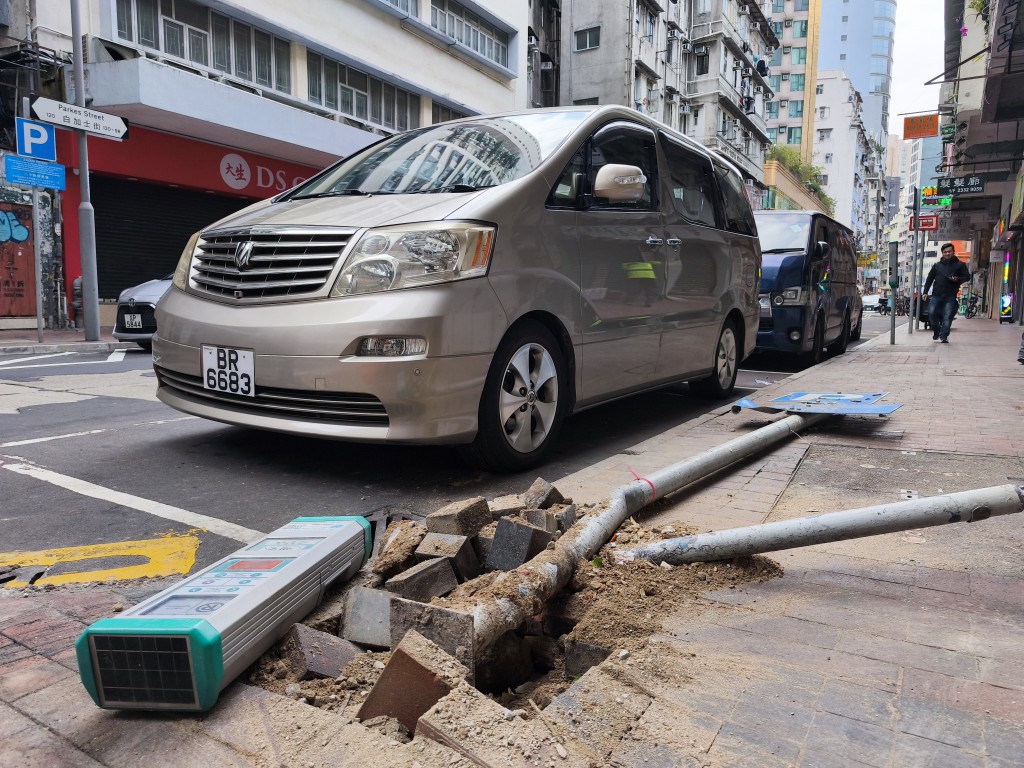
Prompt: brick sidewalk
<box><xmin>2</xmin><ymin>317</ymin><xmax>1022</xmax><ymax>766</ymax></box>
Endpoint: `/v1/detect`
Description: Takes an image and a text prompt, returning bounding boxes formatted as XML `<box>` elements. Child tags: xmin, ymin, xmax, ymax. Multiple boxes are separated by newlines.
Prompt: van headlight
<box><xmin>172</xmin><ymin>231</ymin><xmax>202</xmax><ymax>290</ymax></box>
<box><xmin>331</xmin><ymin>222</ymin><xmax>495</xmax><ymax>297</ymax></box>
<box><xmin>770</xmin><ymin>287</ymin><xmax>805</xmax><ymax>306</ymax></box>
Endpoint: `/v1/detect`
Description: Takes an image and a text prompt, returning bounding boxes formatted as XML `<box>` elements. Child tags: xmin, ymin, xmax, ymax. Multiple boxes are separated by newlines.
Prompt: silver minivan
<box><xmin>154</xmin><ymin>106</ymin><xmax>761</xmax><ymax>471</ymax></box>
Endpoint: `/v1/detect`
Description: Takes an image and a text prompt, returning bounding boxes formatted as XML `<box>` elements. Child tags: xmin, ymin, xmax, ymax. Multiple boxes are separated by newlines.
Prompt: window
<box><xmin>772</xmin><ymin>21</ymin><xmax>783</xmax><ymax>37</ymax></box>
<box><xmin>573</xmin><ymin>97</ymin><xmax>600</xmax><ymax>105</ymax></box>
<box><xmin>872</xmin><ymin>37</ymin><xmax>893</xmax><ymax>56</ymax></box>
<box><xmin>696</xmin><ymin>52</ymin><xmax>710</xmax><ymax>75</ymax></box>
<box><xmin>431</xmin><ymin>0</ymin><xmax>509</xmax><ymax>67</ymax></box>
<box><xmin>794</xmin><ymin>20</ymin><xmax>808</xmax><ymax>38</ymax></box>
<box><xmin>870</xmin><ymin>75</ymin><xmax>891</xmax><ymax>94</ymax></box>
<box><xmin>791</xmin><ymin>47</ymin><xmax>806</xmax><ymax>65</ymax></box>
<box><xmin>871</xmin><ymin>55</ymin><xmax>892</xmax><ymax>75</ymax></box>
<box><xmin>788</xmin><ymin>100</ymin><xmax>803</xmax><ymax>118</ymax></box>
<box><xmin>818</xmin><ymin>128</ymin><xmax>832</xmax><ymax>140</ymax></box>
<box><xmin>819</xmin><ymin>106</ymin><xmax>828</xmax><ymax>118</ymax></box>
<box><xmin>769</xmin><ymin>74</ymin><xmax>781</xmax><ymax>91</ymax></box>
<box><xmin>432</xmin><ymin>103</ymin><xmax>468</xmax><ymax>123</ymax></box>
<box><xmin>588</xmin><ymin>123</ymin><xmax>657</xmax><ymax>211</ymax></box>
<box><xmin>714</xmin><ymin>163</ymin><xmax>757</xmax><ymax>235</ymax></box>
<box><xmin>661</xmin><ymin>137</ymin><xmax>720</xmax><ymax>227</ymax></box>
<box><xmin>839</xmin><ymin>53</ymin><xmax>846</xmax><ymax>60</ymax></box>
<box><xmin>825</xmin><ymin>153</ymin><xmax>833</xmax><ymax>164</ymax></box>
<box><xmin>644</xmin><ymin>9</ymin><xmax>656</xmax><ymax>39</ymax></box>
<box><xmin>788</xmin><ymin>126</ymin><xmax>802</xmax><ymax>145</ymax></box>
<box><xmin>765</xmin><ymin>101</ymin><xmax>779</xmax><ymax>119</ymax></box>
<box><xmin>815</xmin><ymin>83</ymin><xmax>824</xmax><ymax>95</ymax></box>
<box><xmin>770</xmin><ymin>48</ymin><xmax>782</xmax><ymax>66</ymax></box>
<box><xmin>794</xmin><ymin>0</ymin><xmax>809</xmax><ymax>10</ymax></box>
<box><xmin>575</xmin><ymin>26</ymin><xmax>600</xmax><ymax>50</ymax></box>
<box><xmin>841</xmin><ymin>34</ymin><xmax>847</xmax><ymax>41</ymax></box>
<box><xmin>790</xmin><ymin>73</ymin><xmax>805</xmax><ymax>92</ymax></box>
<box><xmin>307</xmin><ymin>54</ymin><xmax>421</xmax><ymax>130</ymax></box>
<box><xmin>772</xmin><ymin>0</ymin><xmax>785</xmax><ymax>12</ymax></box>
<box><xmin>842</xmin><ymin>15</ymin><xmax>849</xmax><ymax>21</ymax></box>
<box><xmin>820</xmin><ymin>175</ymin><xmax>828</xmax><ymax>185</ymax></box>
<box><xmin>767</xmin><ymin>127</ymin><xmax>778</xmax><ymax>142</ymax></box>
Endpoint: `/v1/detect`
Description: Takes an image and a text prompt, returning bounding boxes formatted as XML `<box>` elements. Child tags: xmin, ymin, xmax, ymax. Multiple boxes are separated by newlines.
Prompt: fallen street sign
<box><xmin>30</xmin><ymin>96</ymin><xmax>129</xmax><ymax>141</ymax></box>
<box><xmin>937</xmin><ymin>176</ymin><xmax>984</xmax><ymax>195</ymax></box>
<box><xmin>4</xmin><ymin>155</ymin><xmax>66</xmax><ymax>190</ymax></box>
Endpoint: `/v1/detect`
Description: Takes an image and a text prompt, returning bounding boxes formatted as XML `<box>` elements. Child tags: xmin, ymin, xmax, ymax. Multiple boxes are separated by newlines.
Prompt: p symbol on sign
<box><xmin>15</xmin><ymin>118</ymin><xmax>57</xmax><ymax>162</ymax></box>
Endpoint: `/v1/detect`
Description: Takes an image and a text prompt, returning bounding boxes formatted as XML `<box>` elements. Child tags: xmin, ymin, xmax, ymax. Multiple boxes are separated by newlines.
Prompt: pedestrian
<box><xmin>923</xmin><ymin>242</ymin><xmax>971</xmax><ymax>343</ymax></box>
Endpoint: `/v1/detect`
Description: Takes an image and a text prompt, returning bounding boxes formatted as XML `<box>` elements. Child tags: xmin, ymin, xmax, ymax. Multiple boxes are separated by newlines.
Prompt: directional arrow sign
<box><xmin>30</xmin><ymin>96</ymin><xmax>129</xmax><ymax>141</ymax></box>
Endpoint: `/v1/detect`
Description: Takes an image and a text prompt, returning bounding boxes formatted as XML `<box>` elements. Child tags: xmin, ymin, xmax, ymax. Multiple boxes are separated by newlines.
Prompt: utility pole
<box><xmin>908</xmin><ymin>185</ymin><xmax>920</xmax><ymax>335</ymax></box>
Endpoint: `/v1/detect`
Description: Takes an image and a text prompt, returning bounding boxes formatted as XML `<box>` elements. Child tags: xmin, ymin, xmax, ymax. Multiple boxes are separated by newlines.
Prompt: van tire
<box><xmin>689</xmin><ymin>320</ymin><xmax>739</xmax><ymax>398</ymax></box>
<box><xmin>850</xmin><ymin>309</ymin><xmax>863</xmax><ymax>341</ymax></box>
<box><xmin>458</xmin><ymin>321</ymin><xmax>568</xmax><ymax>473</ymax></box>
<box><xmin>804</xmin><ymin>317</ymin><xmax>826</xmax><ymax>365</ymax></box>
<box><xmin>827</xmin><ymin>313</ymin><xmax>850</xmax><ymax>355</ymax></box>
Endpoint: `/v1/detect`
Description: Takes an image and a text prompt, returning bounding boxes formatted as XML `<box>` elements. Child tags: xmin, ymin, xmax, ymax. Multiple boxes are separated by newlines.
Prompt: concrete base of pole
<box><xmin>612</xmin><ymin>485</ymin><xmax>1024</xmax><ymax>566</ymax></box>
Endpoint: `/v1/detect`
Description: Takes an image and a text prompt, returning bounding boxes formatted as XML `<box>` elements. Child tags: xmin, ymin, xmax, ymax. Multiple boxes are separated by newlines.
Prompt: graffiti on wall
<box><xmin>0</xmin><ymin>203</ymin><xmax>35</xmax><ymax>316</ymax></box>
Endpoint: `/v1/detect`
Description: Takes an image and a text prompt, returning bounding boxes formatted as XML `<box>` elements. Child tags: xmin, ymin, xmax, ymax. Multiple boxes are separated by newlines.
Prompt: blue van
<box><xmin>753</xmin><ymin>210</ymin><xmax>863</xmax><ymax>363</ymax></box>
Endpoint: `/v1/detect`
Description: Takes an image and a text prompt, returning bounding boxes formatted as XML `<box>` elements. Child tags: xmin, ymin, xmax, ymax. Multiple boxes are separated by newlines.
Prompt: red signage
<box><xmin>904</xmin><ymin>114</ymin><xmax>939</xmax><ymax>140</ymax></box>
<box><xmin>911</xmin><ymin>214</ymin><xmax>939</xmax><ymax>231</ymax></box>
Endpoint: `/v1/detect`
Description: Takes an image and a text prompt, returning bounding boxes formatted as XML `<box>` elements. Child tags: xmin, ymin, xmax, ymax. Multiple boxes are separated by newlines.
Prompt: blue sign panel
<box><xmin>4</xmin><ymin>155</ymin><xmax>66</xmax><ymax>190</ymax></box>
<box><xmin>732</xmin><ymin>392</ymin><xmax>902</xmax><ymax>416</ymax></box>
<box><xmin>15</xmin><ymin>118</ymin><xmax>57</xmax><ymax>162</ymax></box>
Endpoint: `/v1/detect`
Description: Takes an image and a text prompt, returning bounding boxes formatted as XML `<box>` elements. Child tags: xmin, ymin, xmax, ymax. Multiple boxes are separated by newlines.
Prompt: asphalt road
<box><xmin>0</xmin><ymin>313</ymin><xmax>890</xmax><ymax>580</ymax></box>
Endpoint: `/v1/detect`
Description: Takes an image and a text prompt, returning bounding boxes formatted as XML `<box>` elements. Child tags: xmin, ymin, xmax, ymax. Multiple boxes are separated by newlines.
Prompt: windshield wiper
<box><xmin>761</xmin><ymin>247</ymin><xmax>803</xmax><ymax>254</ymax></box>
<box><xmin>288</xmin><ymin>189</ymin><xmax>402</xmax><ymax>199</ymax></box>
<box><xmin>412</xmin><ymin>183</ymin><xmax>492</xmax><ymax>194</ymax></box>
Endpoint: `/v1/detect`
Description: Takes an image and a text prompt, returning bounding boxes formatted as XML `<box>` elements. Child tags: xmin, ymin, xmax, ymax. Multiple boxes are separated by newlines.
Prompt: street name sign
<box><xmin>911</xmin><ymin>214</ymin><xmax>939</xmax><ymax>231</ymax></box>
<box><xmin>30</xmin><ymin>96</ymin><xmax>130</xmax><ymax>141</ymax></box>
<box><xmin>4</xmin><ymin>155</ymin><xmax>66</xmax><ymax>190</ymax></box>
<box><xmin>15</xmin><ymin>117</ymin><xmax>57</xmax><ymax>161</ymax></box>
<box><xmin>937</xmin><ymin>176</ymin><xmax>984</xmax><ymax>195</ymax></box>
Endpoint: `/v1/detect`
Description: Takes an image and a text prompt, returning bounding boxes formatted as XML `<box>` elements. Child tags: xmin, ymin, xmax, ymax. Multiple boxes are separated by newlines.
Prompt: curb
<box><xmin>0</xmin><ymin>342</ymin><xmax>136</xmax><ymax>355</ymax></box>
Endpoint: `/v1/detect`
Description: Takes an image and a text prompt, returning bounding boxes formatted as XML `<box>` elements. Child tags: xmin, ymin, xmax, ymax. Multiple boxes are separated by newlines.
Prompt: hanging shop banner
<box><xmin>921</xmin><ymin>186</ymin><xmax>952</xmax><ymax>208</ymax></box>
<box><xmin>937</xmin><ymin>176</ymin><xmax>984</xmax><ymax>195</ymax></box>
<box><xmin>904</xmin><ymin>114</ymin><xmax>939</xmax><ymax>139</ymax></box>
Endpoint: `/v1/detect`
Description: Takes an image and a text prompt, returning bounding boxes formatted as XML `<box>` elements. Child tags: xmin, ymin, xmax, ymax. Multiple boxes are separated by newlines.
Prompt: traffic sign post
<box><xmin>15</xmin><ymin>117</ymin><xmax>57</xmax><ymax>161</ymax></box>
<box><xmin>30</xmin><ymin>96</ymin><xmax>129</xmax><ymax>141</ymax></box>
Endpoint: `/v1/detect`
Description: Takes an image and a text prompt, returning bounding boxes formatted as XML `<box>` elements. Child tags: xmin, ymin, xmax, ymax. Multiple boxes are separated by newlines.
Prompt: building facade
<box><xmin>561</xmin><ymin>0</ymin><xmax>779</xmax><ymax>188</ymax></box>
<box><xmin>764</xmin><ymin>0</ymin><xmax>819</xmax><ymax>162</ymax></box>
<box><xmin>0</xmin><ymin>0</ymin><xmax>527</xmax><ymax>328</ymax></box>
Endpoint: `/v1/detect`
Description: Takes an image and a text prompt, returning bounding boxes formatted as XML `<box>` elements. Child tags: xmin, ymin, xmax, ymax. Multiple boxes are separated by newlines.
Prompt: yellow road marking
<box><xmin>0</xmin><ymin>532</ymin><xmax>200</xmax><ymax>587</ymax></box>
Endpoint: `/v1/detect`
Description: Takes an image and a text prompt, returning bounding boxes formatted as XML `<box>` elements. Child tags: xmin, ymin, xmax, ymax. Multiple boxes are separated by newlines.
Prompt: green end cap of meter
<box><xmin>76</xmin><ymin>619</ymin><xmax>224</xmax><ymax>712</ymax></box>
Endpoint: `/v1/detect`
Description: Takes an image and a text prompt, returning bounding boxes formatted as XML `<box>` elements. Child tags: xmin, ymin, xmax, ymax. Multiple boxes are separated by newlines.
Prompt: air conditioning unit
<box><xmin>783</xmin><ymin>46</ymin><xmax>792</xmax><ymax>53</ymax></box>
<box><xmin>694</xmin><ymin>44</ymin><xmax>708</xmax><ymax>55</ymax></box>
<box><xmin>733</xmin><ymin>60</ymin><xmax>743</xmax><ymax>70</ymax></box>
<box><xmin>528</xmin><ymin>34</ymin><xmax>538</xmax><ymax>46</ymax></box>
<box><xmin>743</xmin><ymin>67</ymin><xmax>753</xmax><ymax>77</ymax></box>
<box><xmin>667</xmin><ymin>29</ymin><xmax>679</xmax><ymax>39</ymax></box>
<box><xmin>780</xmin><ymin>100</ymin><xmax>788</xmax><ymax>107</ymax></box>
<box><xmin>738</xmin><ymin>3</ymin><xmax>749</xmax><ymax>14</ymax></box>
<box><xmin>781</xmin><ymin>72</ymin><xmax>790</xmax><ymax>80</ymax></box>
<box><xmin>666</xmin><ymin>91</ymin><xmax>678</xmax><ymax>103</ymax></box>
<box><xmin>679</xmin><ymin>103</ymin><xmax>692</xmax><ymax>114</ymax></box>
<box><xmin>785</xmin><ymin>20</ymin><xmax>793</xmax><ymax>27</ymax></box>
<box><xmin>754</xmin><ymin>84</ymin><xmax>763</xmax><ymax>93</ymax></box>
<box><xmin>679</xmin><ymin>42</ymin><xmax>693</xmax><ymax>54</ymax></box>
<box><xmin>751</xmin><ymin>22</ymin><xmax>760</xmax><ymax>31</ymax></box>
<box><xmin>540</xmin><ymin>61</ymin><xmax>553</xmax><ymax>70</ymax></box>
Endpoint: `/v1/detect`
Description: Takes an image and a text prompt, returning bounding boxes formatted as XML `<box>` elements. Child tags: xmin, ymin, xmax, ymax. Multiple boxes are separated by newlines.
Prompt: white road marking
<box><xmin>0</xmin><ymin>459</ymin><xmax>262</xmax><ymax>543</ymax></box>
<box><xmin>0</xmin><ymin>352</ymin><xmax>74</xmax><ymax>367</ymax></box>
<box><xmin>0</xmin><ymin>359</ymin><xmax>140</xmax><ymax>372</ymax></box>
<box><xmin>1</xmin><ymin>429</ymin><xmax>106</xmax><ymax>447</ymax></box>
<box><xmin>107</xmin><ymin>350</ymin><xmax>127</xmax><ymax>362</ymax></box>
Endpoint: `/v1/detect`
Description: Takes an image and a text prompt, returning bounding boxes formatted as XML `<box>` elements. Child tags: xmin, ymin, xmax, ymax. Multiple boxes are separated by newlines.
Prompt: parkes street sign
<box><xmin>29</xmin><ymin>96</ymin><xmax>129</xmax><ymax>141</ymax></box>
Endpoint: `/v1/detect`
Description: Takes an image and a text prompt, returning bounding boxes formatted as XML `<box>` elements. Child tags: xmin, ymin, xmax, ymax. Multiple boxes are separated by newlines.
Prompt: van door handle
<box><xmin>666</xmin><ymin>238</ymin><xmax>682</xmax><ymax>246</ymax></box>
<box><xmin>645</xmin><ymin>236</ymin><xmax>664</xmax><ymax>246</ymax></box>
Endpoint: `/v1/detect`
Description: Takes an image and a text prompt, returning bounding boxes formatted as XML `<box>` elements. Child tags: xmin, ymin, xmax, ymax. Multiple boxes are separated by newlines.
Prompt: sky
<box><xmin>890</xmin><ymin>0</ymin><xmax>947</xmax><ymax>138</ymax></box>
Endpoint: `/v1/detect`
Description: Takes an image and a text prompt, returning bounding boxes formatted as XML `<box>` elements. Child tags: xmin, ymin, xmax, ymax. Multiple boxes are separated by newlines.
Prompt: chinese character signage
<box><xmin>904</xmin><ymin>114</ymin><xmax>939</xmax><ymax>139</ymax></box>
<box><xmin>921</xmin><ymin>186</ymin><xmax>952</xmax><ymax>208</ymax></box>
<box><xmin>937</xmin><ymin>176</ymin><xmax>984</xmax><ymax>195</ymax></box>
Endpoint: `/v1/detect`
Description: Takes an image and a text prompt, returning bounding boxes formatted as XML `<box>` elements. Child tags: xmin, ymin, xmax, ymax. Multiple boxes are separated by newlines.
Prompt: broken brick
<box><xmin>384</xmin><ymin>557</ymin><xmax>458</xmax><ymax>602</ymax></box>
<box><xmin>415</xmin><ymin>532</ymin><xmax>481</xmax><ymax>581</ymax></box>
<box><xmin>485</xmin><ymin>517</ymin><xmax>553</xmax><ymax>572</ymax></box>
<box><xmin>522</xmin><ymin>478</ymin><xmax>564</xmax><ymax>510</ymax></box>
<box><xmin>425</xmin><ymin>497</ymin><xmax>492</xmax><ymax>537</ymax></box>
<box><xmin>524</xmin><ymin>508</ymin><xmax>559</xmax><ymax>534</ymax></box>
<box><xmin>389</xmin><ymin>597</ymin><xmax>476</xmax><ymax>680</ymax></box>
<box><xmin>342</xmin><ymin>586</ymin><xmax>392</xmax><ymax>649</ymax></box>
<box><xmin>281</xmin><ymin>623</ymin><xmax>360</xmax><ymax>680</ymax></box>
<box><xmin>357</xmin><ymin>629</ymin><xmax>469</xmax><ymax>734</ymax></box>
<box><xmin>488</xmin><ymin>494</ymin><xmax>525</xmax><ymax>520</ymax></box>
<box><xmin>371</xmin><ymin>519</ymin><xmax>427</xmax><ymax>578</ymax></box>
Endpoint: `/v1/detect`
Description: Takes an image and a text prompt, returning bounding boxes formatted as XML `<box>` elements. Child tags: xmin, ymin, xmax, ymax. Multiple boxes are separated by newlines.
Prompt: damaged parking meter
<box><xmin>76</xmin><ymin>516</ymin><xmax>370</xmax><ymax>712</ymax></box>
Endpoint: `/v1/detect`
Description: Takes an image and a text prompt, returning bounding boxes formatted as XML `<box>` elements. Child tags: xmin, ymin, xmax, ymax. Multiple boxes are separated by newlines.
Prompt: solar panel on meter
<box><xmin>76</xmin><ymin>516</ymin><xmax>370</xmax><ymax>711</ymax></box>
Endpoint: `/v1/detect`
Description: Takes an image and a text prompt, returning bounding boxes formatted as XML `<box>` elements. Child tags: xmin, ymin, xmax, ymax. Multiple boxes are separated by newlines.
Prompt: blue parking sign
<box><xmin>16</xmin><ymin>117</ymin><xmax>57</xmax><ymax>162</ymax></box>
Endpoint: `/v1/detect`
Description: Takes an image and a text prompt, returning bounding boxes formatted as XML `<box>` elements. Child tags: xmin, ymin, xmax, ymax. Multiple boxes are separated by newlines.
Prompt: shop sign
<box><xmin>937</xmin><ymin>176</ymin><xmax>984</xmax><ymax>195</ymax></box>
<box><xmin>941</xmin><ymin>124</ymin><xmax>955</xmax><ymax>138</ymax></box>
<box><xmin>904</xmin><ymin>114</ymin><xmax>938</xmax><ymax>139</ymax></box>
<box><xmin>921</xmin><ymin>186</ymin><xmax>952</xmax><ymax>208</ymax></box>
<box><xmin>934</xmin><ymin>214</ymin><xmax>971</xmax><ymax>240</ymax></box>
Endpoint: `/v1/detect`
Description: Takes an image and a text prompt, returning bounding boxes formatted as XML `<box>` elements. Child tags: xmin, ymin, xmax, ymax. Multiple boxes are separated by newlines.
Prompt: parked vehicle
<box><xmin>112</xmin><ymin>274</ymin><xmax>173</xmax><ymax>351</ymax></box>
<box><xmin>753</xmin><ymin>211</ymin><xmax>862</xmax><ymax>363</ymax></box>
<box><xmin>861</xmin><ymin>294</ymin><xmax>884</xmax><ymax>311</ymax></box>
<box><xmin>153</xmin><ymin>106</ymin><xmax>761</xmax><ymax>471</ymax></box>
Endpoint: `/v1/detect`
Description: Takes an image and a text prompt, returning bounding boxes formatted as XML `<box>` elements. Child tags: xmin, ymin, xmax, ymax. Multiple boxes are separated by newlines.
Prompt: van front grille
<box><xmin>192</xmin><ymin>227</ymin><xmax>358</xmax><ymax>301</ymax></box>
<box><xmin>155</xmin><ymin>365</ymin><xmax>389</xmax><ymax>426</ymax></box>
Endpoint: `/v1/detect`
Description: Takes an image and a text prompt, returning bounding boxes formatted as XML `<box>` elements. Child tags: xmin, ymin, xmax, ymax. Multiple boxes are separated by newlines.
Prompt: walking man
<box><xmin>924</xmin><ymin>243</ymin><xmax>971</xmax><ymax>343</ymax></box>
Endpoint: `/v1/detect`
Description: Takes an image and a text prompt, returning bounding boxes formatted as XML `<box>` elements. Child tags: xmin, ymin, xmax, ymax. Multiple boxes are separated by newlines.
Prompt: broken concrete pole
<box><xmin>522</xmin><ymin>478</ymin><xmax>564</xmax><ymax>510</ymax></box>
<box><xmin>485</xmin><ymin>517</ymin><xmax>553</xmax><ymax>571</ymax></box>
<box><xmin>390</xmin><ymin>597</ymin><xmax>476</xmax><ymax>679</ymax></box>
<box><xmin>425</xmin><ymin>496</ymin><xmax>492</xmax><ymax>537</ymax></box>
<box><xmin>372</xmin><ymin>519</ymin><xmax>427</xmax><ymax>578</ymax></box>
<box><xmin>385</xmin><ymin>557</ymin><xmax>458</xmax><ymax>602</ymax></box>
<box><xmin>281</xmin><ymin>623</ymin><xmax>361</xmax><ymax>680</ymax></box>
<box><xmin>342</xmin><ymin>586</ymin><xmax>393</xmax><ymax>649</ymax></box>
<box><xmin>488</xmin><ymin>494</ymin><xmax>525</xmax><ymax>520</ymax></box>
<box><xmin>357</xmin><ymin>629</ymin><xmax>470</xmax><ymax>734</ymax></box>
<box><xmin>415</xmin><ymin>532</ymin><xmax>481</xmax><ymax>581</ymax></box>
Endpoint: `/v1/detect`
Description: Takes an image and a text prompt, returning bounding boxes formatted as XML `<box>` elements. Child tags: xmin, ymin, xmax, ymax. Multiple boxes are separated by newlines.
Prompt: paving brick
<box><xmin>522</xmin><ymin>477</ymin><xmax>565</xmax><ymax>509</ymax></box>
<box><xmin>0</xmin><ymin>655</ymin><xmax>74</xmax><ymax>701</ymax></box>
<box><xmin>424</xmin><ymin>496</ymin><xmax>492</xmax><ymax>537</ymax></box>
<box><xmin>523</xmin><ymin>507</ymin><xmax>559</xmax><ymax>533</ymax></box>
<box><xmin>892</xmin><ymin>733</ymin><xmax>986</xmax><ymax>768</ymax></box>
<box><xmin>414</xmin><ymin>532</ymin><xmax>480</xmax><ymax>581</ymax></box>
<box><xmin>803</xmin><ymin>710</ymin><xmax>896</xmax><ymax>768</ymax></box>
<box><xmin>384</xmin><ymin>556</ymin><xmax>457</xmax><ymax>602</ymax></box>
<box><xmin>280</xmin><ymin>622</ymin><xmax>361</xmax><ymax>680</ymax></box>
<box><xmin>342</xmin><ymin>586</ymin><xmax>393</xmax><ymax>648</ymax></box>
<box><xmin>389</xmin><ymin>596</ymin><xmax>475</xmax><ymax>678</ymax></box>
<box><xmin>371</xmin><ymin>519</ymin><xmax>427</xmax><ymax>578</ymax></box>
<box><xmin>357</xmin><ymin>629</ymin><xmax>469</xmax><ymax>734</ymax></box>
<box><xmin>485</xmin><ymin>517</ymin><xmax>553</xmax><ymax>571</ymax></box>
<box><xmin>488</xmin><ymin>494</ymin><xmax>525</xmax><ymax>519</ymax></box>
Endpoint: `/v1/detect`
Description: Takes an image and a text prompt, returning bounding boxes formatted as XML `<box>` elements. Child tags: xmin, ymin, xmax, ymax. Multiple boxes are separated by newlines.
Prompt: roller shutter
<box><xmin>92</xmin><ymin>176</ymin><xmax>253</xmax><ymax>299</ymax></box>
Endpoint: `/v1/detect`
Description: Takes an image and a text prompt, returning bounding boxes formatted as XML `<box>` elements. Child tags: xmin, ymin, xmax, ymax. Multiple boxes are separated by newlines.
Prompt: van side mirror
<box><xmin>593</xmin><ymin>164</ymin><xmax>646</xmax><ymax>202</ymax></box>
<box><xmin>813</xmin><ymin>241</ymin><xmax>831</xmax><ymax>260</ymax></box>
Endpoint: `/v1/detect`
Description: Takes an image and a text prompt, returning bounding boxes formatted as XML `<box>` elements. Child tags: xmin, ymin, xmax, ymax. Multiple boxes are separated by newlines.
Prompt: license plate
<box><xmin>202</xmin><ymin>345</ymin><xmax>255</xmax><ymax>397</ymax></box>
<box><xmin>124</xmin><ymin>313</ymin><xmax>143</xmax><ymax>329</ymax></box>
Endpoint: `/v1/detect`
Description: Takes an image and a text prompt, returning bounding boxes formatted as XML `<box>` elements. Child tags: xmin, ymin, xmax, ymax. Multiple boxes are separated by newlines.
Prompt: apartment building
<box><xmin>561</xmin><ymin>0</ymin><xmax>779</xmax><ymax>187</ymax></box>
<box><xmin>764</xmin><ymin>0</ymin><xmax>819</xmax><ymax>162</ymax></box>
<box><xmin>0</xmin><ymin>0</ymin><xmax>527</xmax><ymax>327</ymax></box>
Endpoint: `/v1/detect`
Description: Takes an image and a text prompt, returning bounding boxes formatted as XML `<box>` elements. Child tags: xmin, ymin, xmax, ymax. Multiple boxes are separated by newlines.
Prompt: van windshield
<box><xmin>754</xmin><ymin>214</ymin><xmax>812</xmax><ymax>253</ymax></box>
<box><xmin>288</xmin><ymin>111</ymin><xmax>590</xmax><ymax>198</ymax></box>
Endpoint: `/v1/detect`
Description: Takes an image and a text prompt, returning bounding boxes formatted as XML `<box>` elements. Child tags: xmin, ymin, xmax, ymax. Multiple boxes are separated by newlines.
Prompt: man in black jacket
<box><xmin>924</xmin><ymin>243</ymin><xmax>971</xmax><ymax>343</ymax></box>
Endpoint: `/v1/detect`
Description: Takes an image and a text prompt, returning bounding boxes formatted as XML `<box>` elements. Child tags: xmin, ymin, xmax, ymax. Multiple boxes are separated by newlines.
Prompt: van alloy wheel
<box><xmin>459</xmin><ymin>321</ymin><xmax>568</xmax><ymax>472</ymax></box>
<box><xmin>690</xmin><ymin>321</ymin><xmax>739</xmax><ymax>398</ymax></box>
